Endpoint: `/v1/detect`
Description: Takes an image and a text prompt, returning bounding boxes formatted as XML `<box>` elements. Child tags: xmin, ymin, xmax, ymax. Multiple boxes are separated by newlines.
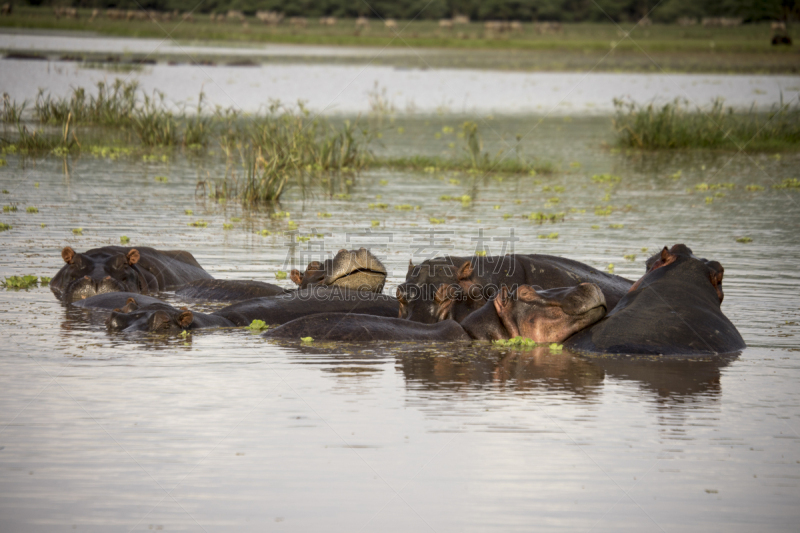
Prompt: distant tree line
<box><xmin>16</xmin><ymin>0</ymin><xmax>798</xmax><ymax>22</ymax></box>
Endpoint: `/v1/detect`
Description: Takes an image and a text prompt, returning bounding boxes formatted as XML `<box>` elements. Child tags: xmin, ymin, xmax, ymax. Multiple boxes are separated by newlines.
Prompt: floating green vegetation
<box><xmin>395</xmin><ymin>204</ymin><xmax>414</xmax><ymax>211</ymax></box>
<box><xmin>188</xmin><ymin>220</ymin><xmax>208</xmax><ymax>227</ymax></box>
<box><xmin>671</xmin><ymin>170</ymin><xmax>682</xmax><ymax>179</ymax></box>
<box><xmin>371</xmin><ymin>220</ymin><xmax>380</xmax><ymax>227</ymax></box>
<box><xmin>275</xmin><ymin>271</ymin><xmax>287</xmax><ymax>280</ymax></box>
<box><xmin>493</xmin><ymin>337</ymin><xmax>564</xmax><ymax>353</ymax></box>
<box><xmin>184</xmin><ymin>209</ymin><xmax>193</xmax><ymax>215</ymax></box>
<box><xmin>641</xmin><ymin>247</ymin><xmax>649</xmax><ymax>253</ymax></box>
<box><xmin>705</xmin><ymin>196</ymin><xmax>714</xmax><ymax>204</ymax></box>
<box><xmin>334</xmin><ymin>193</ymin><xmax>351</xmax><ymax>200</ymax></box>
<box><xmin>745</xmin><ymin>185</ymin><xmax>765</xmax><ymax>191</ymax></box>
<box><xmin>609</xmin><ymin>224</ymin><xmax>624</xmax><ymax>229</ymax></box>
<box><xmin>613</xmin><ymin>97</ymin><xmax>800</xmax><ymax>151</ymax></box>
<box><xmin>72</xmin><ymin>228</ymin><xmax>83</xmax><ymax>235</ymax></box>
<box><xmin>606</xmin><ymin>263</ymin><xmax>615</xmax><ymax>274</ymax></box>
<box><xmin>0</xmin><ymin>159</ymin><xmax>6</xmax><ymax>167</ymax></box>
<box><xmin>624</xmin><ymin>254</ymin><xmax>637</xmax><ymax>261</ymax></box>
<box><xmin>475</xmin><ymin>250</ymin><xmax>487</xmax><ymax>257</ymax></box>
<box><xmin>25</xmin><ymin>206</ymin><xmax>38</xmax><ymax>213</ymax></box>
<box><xmin>736</xmin><ymin>236</ymin><xmax>753</xmax><ymax>243</ymax></box>
<box><xmin>154</xmin><ymin>175</ymin><xmax>168</xmax><ymax>183</ymax></box>
<box><xmin>773</xmin><ymin>178</ymin><xmax>800</xmax><ymax>189</ymax></box>
<box><xmin>379</xmin><ymin>179</ymin><xmax>389</xmax><ymax>186</ymax></box>
<box><xmin>297</xmin><ymin>235</ymin><xmax>311</xmax><ymax>242</ymax></box>
<box><xmin>3</xmin><ymin>205</ymin><xmax>17</xmax><ymax>212</ymax></box>
<box><xmin>40</xmin><ymin>223</ymin><xmax>46</xmax><ymax>228</ymax></box>
<box><xmin>503</xmin><ymin>213</ymin><xmax>512</xmax><ymax>219</ymax></box>
<box><xmin>40</xmin><ymin>276</ymin><xmax>51</xmax><ymax>285</ymax></box>
<box><xmin>223</xmin><ymin>223</ymin><xmax>233</xmax><ymax>230</ymax></box>
<box><xmin>246</xmin><ymin>319</ymin><xmax>270</xmax><ymax>331</ymax></box>
<box><xmin>120</xmin><ymin>235</ymin><xmax>130</xmax><ymax>244</ymax></box>
<box><xmin>317</xmin><ymin>212</ymin><xmax>332</xmax><ymax>218</ymax></box>
<box><xmin>528</xmin><ymin>212</ymin><xmax>564</xmax><ymax>223</ymax></box>
<box><xmin>287</xmin><ymin>221</ymin><xmax>298</xmax><ymax>230</ymax></box>
<box><xmin>538</xmin><ymin>232</ymin><xmax>559</xmax><ymax>240</ymax></box>
<box><xmin>2</xmin><ymin>190</ymin><xmax>8</xmax><ymax>194</ymax></box>
<box><xmin>594</xmin><ymin>206</ymin><xmax>614</xmax><ymax>216</ymax></box>
<box><xmin>591</xmin><ymin>225</ymin><xmax>600</xmax><ymax>229</ymax></box>
<box><xmin>369</xmin><ymin>203</ymin><xmax>389</xmax><ymax>209</ymax></box>
<box><xmin>592</xmin><ymin>173</ymin><xmax>621</xmax><ymax>185</ymax></box>
<box><xmin>301</xmin><ymin>337</ymin><xmax>314</xmax><ymax>343</ymax></box>
<box><xmin>271</xmin><ymin>211</ymin><xmax>290</xmax><ymax>219</ymax></box>
<box><xmin>231</xmin><ymin>217</ymin><xmax>241</xmax><ymax>223</ymax></box>
<box><xmin>0</xmin><ymin>222</ymin><xmax>11</xmax><ymax>232</ymax></box>
<box><xmin>429</xmin><ymin>217</ymin><xmax>445</xmax><ymax>224</ymax></box>
<box><xmin>2</xmin><ymin>275</ymin><xmax>39</xmax><ymax>289</ymax></box>
<box><xmin>546</xmin><ymin>197</ymin><xmax>561</xmax><ymax>204</ymax></box>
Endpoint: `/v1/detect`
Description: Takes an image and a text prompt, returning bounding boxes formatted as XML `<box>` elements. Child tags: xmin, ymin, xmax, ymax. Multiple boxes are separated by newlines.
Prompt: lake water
<box><xmin>1</xmin><ymin>40</ymin><xmax>800</xmax><ymax>532</ymax></box>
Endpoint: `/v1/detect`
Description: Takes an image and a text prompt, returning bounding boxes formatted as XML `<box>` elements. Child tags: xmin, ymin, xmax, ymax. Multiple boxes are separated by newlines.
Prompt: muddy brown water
<box><xmin>1</xmin><ymin>106</ymin><xmax>800</xmax><ymax>529</ymax></box>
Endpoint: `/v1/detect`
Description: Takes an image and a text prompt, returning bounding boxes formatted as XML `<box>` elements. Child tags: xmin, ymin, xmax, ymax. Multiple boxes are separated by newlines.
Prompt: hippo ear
<box><xmin>121</xmin><ymin>297</ymin><xmax>138</xmax><ymax>313</ymax></box>
<box><xmin>62</xmin><ymin>246</ymin><xmax>75</xmax><ymax>264</ymax></box>
<box><xmin>706</xmin><ymin>261</ymin><xmax>725</xmax><ymax>303</ymax></box>
<box><xmin>126</xmin><ymin>249</ymin><xmax>140</xmax><ymax>266</ymax></box>
<box><xmin>290</xmin><ymin>269</ymin><xmax>304</xmax><ymax>285</ymax></box>
<box><xmin>494</xmin><ymin>286</ymin><xmax>521</xmax><ymax>338</ymax></box>
<box><xmin>456</xmin><ymin>261</ymin><xmax>473</xmax><ymax>281</ymax></box>
<box><xmin>177</xmin><ymin>310</ymin><xmax>193</xmax><ymax>328</ymax></box>
<box><xmin>660</xmin><ymin>246</ymin><xmax>670</xmax><ymax>263</ymax></box>
<box><xmin>516</xmin><ymin>285</ymin><xmax>539</xmax><ymax>302</ymax></box>
<box><xmin>407</xmin><ymin>259</ymin><xmax>414</xmax><ymax>272</ymax></box>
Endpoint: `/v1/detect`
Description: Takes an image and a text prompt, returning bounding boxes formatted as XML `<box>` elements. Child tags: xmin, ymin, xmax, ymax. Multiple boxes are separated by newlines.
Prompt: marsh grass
<box><xmin>613</xmin><ymin>97</ymin><xmax>800</xmax><ymax>151</ymax></box>
<box><xmin>2</xmin><ymin>93</ymin><xmax>26</xmax><ymax>124</ymax></box>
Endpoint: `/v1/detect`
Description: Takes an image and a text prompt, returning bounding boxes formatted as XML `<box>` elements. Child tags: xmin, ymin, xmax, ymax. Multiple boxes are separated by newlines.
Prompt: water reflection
<box><xmin>282</xmin><ymin>342</ymin><xmax>737</xmax><ymax>406</ymax></box>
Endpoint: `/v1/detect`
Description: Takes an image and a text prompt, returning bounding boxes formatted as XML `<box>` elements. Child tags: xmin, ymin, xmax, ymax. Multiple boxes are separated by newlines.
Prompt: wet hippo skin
<box><xmin>564</xmin><ymin>245</ymin><xmax>745</xmax><ymax>355</ymax></box>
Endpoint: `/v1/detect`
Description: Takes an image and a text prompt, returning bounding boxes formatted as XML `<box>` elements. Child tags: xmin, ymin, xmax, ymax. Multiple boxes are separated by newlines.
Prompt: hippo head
<box><xmin>50</xmin><ymin>247</ymin><xmax>145</xmax><ymax>303</ymax></box>
<box><xmin>290</xmin><ymin>248</ymin><xmax>387</xmax><ymax>292</ymax></box>
<box><xmin>637</xmin><ymin>244</ymin><xmax>724</xmax><ymax>302</ymax></box>
<box><xmin>461</xmin><ymin>283</ymin><xmax>608</xmax><ymax>343</ymax></box>
<box><xmin>106</xmin><ymin>300</ymin><xmax>194</xmax><ymax>333</ymax></box>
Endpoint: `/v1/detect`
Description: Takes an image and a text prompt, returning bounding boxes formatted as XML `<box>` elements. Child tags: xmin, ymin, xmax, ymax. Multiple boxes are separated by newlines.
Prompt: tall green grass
<box><xmin>613</xmin><ymin>97</ymin><xmax>800</xmax><ymax>151</ymax></box>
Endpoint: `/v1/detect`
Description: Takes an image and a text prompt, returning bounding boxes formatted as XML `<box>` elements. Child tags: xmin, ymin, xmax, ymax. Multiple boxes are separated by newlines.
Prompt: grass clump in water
<box><xmin>0</xmin><ymin>222</ymin><xmax>11</xmax><ymax>232</ymax></box>
<box><xmin>246</xmin><ymin>320</ymin><xmax>269</xmax><ymax>331</ymax></box>
<box><xmin>275</xmin><ymin>271</ymin><xmax>287</xmax><ymax>280</ymax></box>
<box><xmin>736</xmin><ymin>236</ymin><xmax>753</xmax><ymax>243</ymax></box>
<box><xmin>2</xmin><ymin>275</ymin><xmax>39</xmax><ymax>289</ymax></box>
<box><xmin>613</xmin><ymin>97</ymin><xmax>800</xmax><ymax>151</ymax></box>
<box><xmin>773</xmin><ymin>178</ymin><xmax>800</xmax><ymax>189</ymax></box>
<box><xmin>120</xmin><ymin>236</ymin><xmax>130</xmax><ymax>244</ymax></box>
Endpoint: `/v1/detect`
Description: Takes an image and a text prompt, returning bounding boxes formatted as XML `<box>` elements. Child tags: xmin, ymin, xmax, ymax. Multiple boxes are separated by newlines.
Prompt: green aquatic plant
<box><xmin>275</xmin><ymin>271</ymin><xmax>287</xmax><ymax>280</ymax></box>
<box><xmin>40</xmin><ymin>276</ymin><xmax>52</xmax><ymax>285</ymax></box>
<box><xmin>475</xmin><ymin>250</ymin><xmax>487</xmax><ymax>257</ymax></box>
<box><xmin>0</xmin><ymin>222</ymin><xmax>11</xmax><ymax>232</ymax></box>
<box><xmin>120</xmin><ymin>236</ymin><xmax>130</xmax><ymax>244</ymax></box>
<box><xmin>184</xmin><ymin>209</ymin><xmax>193</xmax><ymax>215</ymax></box>
<box><xmin>231</xmin><ymin>217</ymin><xmax>241</xmax><ymax>223</ymax></box>
<box><xmin>317</xmin><ymin>212</ymin><xmax>332</xmax><ymax>218</ymax></box>
<box><xmin>2</xmin><ymin>93</ymin><xmax>26</xmax><ymax>124</ymax></box>
<box><xmin>72</xmin><ymin>228</ymin><xmax>83</xmax><ymax>235</ymax></box>
<box><xmin>591</xmin><ymin>173</ymin><xmax>621</xmax><ymax>185</ymax></box>
<box><xmin>528</xmin><ymin>212</ymin><xmax>564</xmax><ymax>223</ymax></box>
<box><xmin>429</xmin><ymin>217</ymin><xmax>445</xmax><ymax>224</ymax></box>
<box><xmin>0</xmin><ymin>159</ymin><xmax>6</xmax><ymax>167</ymax></box>
<box><xmin>2</xmin><ymin>275</ymin><xmax>39</xmax><ymax>289</ymax></box>
<box><xmin>595</xmin><ymin>206</ymin><xmax>614</xmax><ymax>216</ymax></box>
<box><xmin>395</xmin><ymin>204</ymin><xmax>414</xmax><ymax>211</ymax></box>
<box><xmin>369</xmin><ymin>203</ymin><xmax>389</xmax><ymax>209</ymax></box>
<box><xmin>4</xmin><ymin>205</ymin><xmax>17</xmax><ymax>212</ymax></box>
<box><xmin>256</xmin><ymin>229</ymin><xmax>271</xmax><ymax>237</ymax></box>
<box><xmin>613</xmin><ymin>97</ymin><xmax>800</xmax><ymax>151</ymax></box>
<box><xmin>154</xmin><ymin>176</ymin><xmax>168</xmax><ymax>183</ymax></box>
<box><xmin>301</xmin><ymin>337</ymin><xmax>314</xmax><ymax>343</ymax></box>
<box><xmin>246</xmin><ymin>319</ymin><xmax>270</xmax><ymax>331</ymax></box>
<box><xmin>271</xmin><ymin>211</ymin><xmax>290</xmax><ymax>219</ymax></box>
<box><xmin>773</xmin><ymin>178</ymin><xmax>800</xmax><ymax>190</ymax></box>
<box><xmin>606</xmin><ymin>264</ymin><xmax>615</xmax><ymax>274</ymax></box>
<box><xmin>188</xmin><ymin>220</ymin><xmax>208</xmax><ymax>227</ymax></box>
<box><xmin>548</xmin><ymin>343</ymin><xmax>563</xmax><ymax>354</ymax></box>
<box><xmin>624</xmin><ymin>254</ymin><xmax>637</xmax><ymax>261</ymax></box>
<box><xmin>223</xmin><ymin>223</ymin><xmax>234</xmax><ymax>230</ymax></box>
<box><xmin>745</xmin><ymin>185</ymin><xmax>765</xmax><ymax>191</ymax></box>
<box><xmin>736</xmin><ymin>236</ymin><xmax>753</xmax><ymax>243</ymax></box>
<box><xmin>609</xmin><ymin>224</ymin><xmax>624</xmax><ymax>229</ymax></box>
<box><xmin>26</xmin><ymin>207</ymin><xmax>38</xmax><ymax>213</ymax></box>
<box><xmin>538</xmin><ymin>232</ymin><xmax>559</xmax><ymax>240</ymax></box>
<box><xmin>371</xmin><ymin>220</ymin><xmax>380</xmax><ymax>227</ymax></box>
<box><xmin>705</xmin><ymin>197</ymin><xmax>714</xmax><ymax>204</ymax></box>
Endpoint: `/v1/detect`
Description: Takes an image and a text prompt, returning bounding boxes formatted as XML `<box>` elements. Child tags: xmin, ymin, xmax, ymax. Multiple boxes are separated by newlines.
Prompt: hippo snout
<box><xmin>564</xmin><ymin>283</ymin><xmax>606</xmax><ymax>315</ymax></box>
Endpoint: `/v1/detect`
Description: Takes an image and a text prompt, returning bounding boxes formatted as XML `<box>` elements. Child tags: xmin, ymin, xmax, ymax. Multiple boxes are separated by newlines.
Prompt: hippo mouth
<box><xmin>326</xmin><ymin>268</ymin><xmax>387</xmax><ymax>290</ymax></box>
<box><xmin>65</xmin><ymin>277</ymin><xmax>127</xmax><ymax>303</ymax></box>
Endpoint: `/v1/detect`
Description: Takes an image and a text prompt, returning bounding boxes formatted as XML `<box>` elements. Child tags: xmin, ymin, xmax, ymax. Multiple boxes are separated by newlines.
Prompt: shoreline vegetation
<box><xmin>0</xmin><ymin>80</ymin><xmax>555</xmax><ymax>203</ymax></box>
<box><xmin>0</xmin><ymin>7</ymin><xmax>798</xmax><ymax>73</ymax></box>
<box><xmin>1</xmin><ymin>80</ymin><xmax>798</xmax><ymax>203</ymax></box>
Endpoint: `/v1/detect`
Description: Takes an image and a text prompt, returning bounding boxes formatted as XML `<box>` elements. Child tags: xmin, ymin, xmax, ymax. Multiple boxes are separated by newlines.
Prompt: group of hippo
<box><xmin>50</xmin><ymin>243</ymin><xmax>745</xmax><ymax>355</ymax></box>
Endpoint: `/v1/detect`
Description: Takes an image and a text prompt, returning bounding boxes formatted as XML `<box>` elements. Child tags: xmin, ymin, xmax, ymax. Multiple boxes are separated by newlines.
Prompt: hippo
<box><xmin>50</xmin><ymin>246</ymin><xmax>212</xmax><ymax>303</ymax></box>
<box><xmin>290</xmin><ymin>247</ymin><xmax>387</xmax><ymax>292</ymax></box>
<box><xmin>173</xmin><ymin>248</ymin><xmax>387</xmax><ymax>301</ymax></box>
<box><xmin>564</xmin><ymin>245</ymin><xmax>744</xmax><ymax>356</ymax></box>
<box><xmin>398</xmin><ymin>254</ymin><xmax>632</xmax><ymax>323</ymax></box>
<box><xmin>107</xmin><ymin>301</ymin><xmax>233</xmax><ymax>333</ymax></box>
<box><xmin>263</xmin><ymin>283</ymin><xmax>607</xmax><ymax>343</ymax></box>
<box><xmin>105</xmin><ymin>286</ymin><xmax>400</xmax><ymax>333</ymax></box>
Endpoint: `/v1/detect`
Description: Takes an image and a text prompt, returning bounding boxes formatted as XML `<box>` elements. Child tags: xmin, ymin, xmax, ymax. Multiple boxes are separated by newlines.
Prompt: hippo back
<box><xmin>176</xmin><ymin>279</ymin><xmax>288</xmax><ymax>301</ymax></box>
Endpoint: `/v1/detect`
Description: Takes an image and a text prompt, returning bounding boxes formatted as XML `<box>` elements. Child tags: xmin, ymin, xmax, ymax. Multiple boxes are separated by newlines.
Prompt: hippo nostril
<box><xmin>84</xmin><ymin>276</ymin><xmax>90</xmax><ymax>280</ymax></box>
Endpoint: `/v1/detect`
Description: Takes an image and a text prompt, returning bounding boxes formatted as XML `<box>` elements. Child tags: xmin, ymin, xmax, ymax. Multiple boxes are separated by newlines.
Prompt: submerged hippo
<box><xmin>106</xmin><ymin>287</ymin><xmax>400</xmax><ymax>333</ymax></box>
<box><xmin>50</xmin><ymin>246</ymin><xmax>212</xmax><ymax>303</ymax></box>
<box><xmin>564</xmin><ymin>244</ymin><xmax>744</xmax><ymax>356</ymax></box>
<box><xmin>397</xmin><ymin>254</ymin><xmax>632</xmax><ymax>323</ymax></box>
<box><xmin>174</xmin><ymin>248</ymin><xmax>388</xmax><ymax>301</ymax></box>
<box><xmin>71</xmin><ymin>291</ymin><xmax>168</xmax><ymax>310</ymax></box>
<box><xmin>263</xmin><ymin>283</ymin><xmax>607</xmax><ymax>342</ymax></box>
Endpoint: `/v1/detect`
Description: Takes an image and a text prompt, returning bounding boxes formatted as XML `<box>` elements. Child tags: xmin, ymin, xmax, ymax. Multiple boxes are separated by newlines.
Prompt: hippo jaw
<box><xmin>107</xmin><ymin>304</ymin><xmax>193</xmax><ymax>333</ymax></box>
<box><xmin>324</xmin><ymin>248</ymin><xmax>387</xmax><ymax>292</ymax></box>
<box><xmin>63</xmin><ymin>275</ymin><xmax>128</xmax><ymax>303</ymax></box>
